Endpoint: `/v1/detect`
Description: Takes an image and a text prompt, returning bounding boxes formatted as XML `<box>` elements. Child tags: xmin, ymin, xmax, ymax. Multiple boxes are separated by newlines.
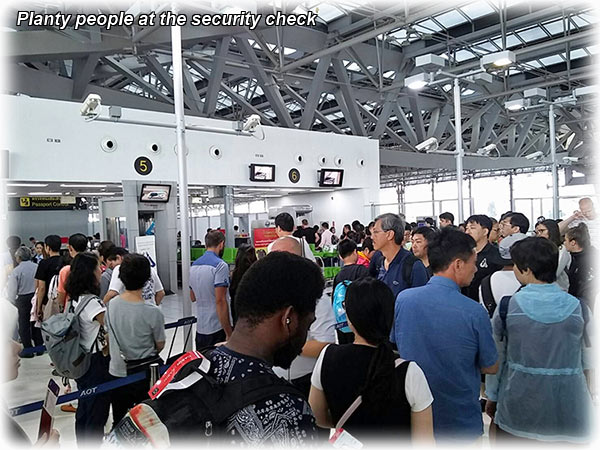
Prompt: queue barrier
<box><xmin>10</xmin><ymin>316</ymin><xmax>197</xmax><ymax>416</ymax></box>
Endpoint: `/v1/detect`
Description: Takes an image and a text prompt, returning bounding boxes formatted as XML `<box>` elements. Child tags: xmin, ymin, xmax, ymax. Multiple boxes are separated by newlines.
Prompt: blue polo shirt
<box><xmin>190</xmin><ymin>251</ymin><xmax>231</xmax><ymax>335</ymax></box>
<box><xmin>392</xmin><ymin>276</ymin><xmax>497</xmax><ymax>440</ymax></box>
<box><xmin>377</xmin><ymin>247</ymin><xmax>429</xmax><ymax>297</ymax></box>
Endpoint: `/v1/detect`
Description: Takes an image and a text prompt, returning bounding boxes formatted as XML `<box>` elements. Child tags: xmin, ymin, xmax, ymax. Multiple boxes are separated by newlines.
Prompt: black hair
<box><xmin>404</xmin><ymin>223</ymin><xmax>413</xmax><ymax>231</ymax></box>
<box><xmin>507</xmin><ymin>212</ymin><xmax>530</xmax><ymax>234</ymax></box>
<box><xmin>97</xmin><ymin>240</ymin><xmax>116</xmax><ymax>259</ymax></box>
<box><xmin>338</xmin><ymin>239</ymin><xmax>357</xmax><ymax>259</ymax></box>
<box><xmin>510</xmin><ymin>237</ymin><xmax>558</xmax><ymax>283</ymax></box>
<box><xmin>566</xmin><ymin>223</ymin><xmax>591</xmax><ymax>250</ymax></box>
<box><xmin>344</xmin><ymin>278</ymin><xmax>399</xmax><ymax>408</ymax></box>
<box><xmin>362</xmin><ymin>237</ymin><xmax>374</xmax><ymax>252</ymax></box>
<box><xmin>44</xmin><ymin>235</ymin><xmax>62</xmax><ymax>252</ymax></box>
<box><xmin>490</xmin><ymin>217</ymin><xmax>498</xmax><ymax>224</ymax></box>
<box><xmin>439</xmin><ymin>212</ymin><xmax>454</xmax><ymax>224</ymax></box>
<box><xmin>29</xmin><ymin>236</ymin><xmax>35</xmax><ymax>242</ymax></box>
<box><xmin>428</xmin><ymin>227</ymin><xmax>476</xmax><ymax>273</ymax></box>
<box><xmin>346</xmin><ymin>231</ymin><xmax>360</xmax><ymax>244</ymax></box>
<box><xmin>412</xmin><ymin>226</ymin><xmax>436</xmax><ymax>242</ymax></box>
<box><xmin>235</xmin><ymin>251</ymin><xmax>324</xmax><ymax>327</ymax></box>
<box><xmin>231</xmin><ymin>244</ymin><xmax>257</xmax><ymax>293</ymax></box>
<box><xmin>538</xmin><ymin>219</ymin><xmax>562</xmax><ymax>247</ymax></box>
<box><xmin>274</xmin><ymin>212</ymin><xmax>294</xmax><ymax>232</ymax></box>
<box><xmin>500</xmin><ymin>211</ymin><xmax>514</xmax><ymax>221</ymax></box>
<box><xmin>365</xmin><ymin>221</ymin><xmax>375</xmax><ymax>237</ymax></box>
<box><xmin>68</xmin><ymin>233</ymin><xmax>89</xmax><ymax>253</ymax></box>
<box><xmin>425</xmin><ymin>217</ymin><xmax>435</xmax><ymax>226</ymax></box>
<box><xmin>301</xmin><ymin>218</ymin><xmax>309</xmax><ymax>226</ymax></box>
<box><xmin>118</xmin><ymin>253</ymin><xmax>151</xmax><ymax>291</ymax></box>
<box><xmin>65</xmin><ymin>252</ymin><xmax>100</xmax><ymax>299</ymax></box>
<box><xmin>321</xmin><ymin>222</ymin><xmax>329</xmax><ymax>229</ymax></box>
<box><xmin>466</xmin><ymin>214</ymin><xmax>493</xmax><ymax>237</ymax></box>
<box><xmin>205</xmin><ymin>230</ymin><xmax>225</xmax><ymax>248</ymax></box>
<box><xmin>106</xmin><ymin>247</ymin><xmax>129</xmax><ymax>261</ymax></box>
<box><xmin>6</xmin><ymin>235</ymin><xmax>21</xmax><ymax>250</ymax></box>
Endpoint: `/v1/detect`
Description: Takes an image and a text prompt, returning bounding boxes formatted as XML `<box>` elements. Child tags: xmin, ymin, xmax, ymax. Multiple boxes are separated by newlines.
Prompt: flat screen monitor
<box><xmin>318</xmin><ymin>169</ymin><xmax>344</xmax><ymax>187</ymax></box>
<box><xmin>249</xmin><ymin>164</ymin><xmax>276</xmax><ymax>182</ymax></box>
<box><xmin>139</xmin><ymin>184</ymin><xmax>171</xmax><ymax>202</ymax></box>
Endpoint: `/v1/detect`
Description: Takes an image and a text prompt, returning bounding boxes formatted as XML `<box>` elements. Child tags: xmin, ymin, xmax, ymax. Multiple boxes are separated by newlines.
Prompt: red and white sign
<box><xmin>253</xmin><ymin>227</ymin><xmax>278</xmax><ymax>248</ymax></box>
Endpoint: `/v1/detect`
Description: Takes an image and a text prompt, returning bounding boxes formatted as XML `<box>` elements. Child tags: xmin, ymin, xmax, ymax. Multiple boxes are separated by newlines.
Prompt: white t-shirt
<box><xmin>108</xmin><ymin>265</ymin><xmax>164</xmax><ymax>305</ymax></box>
<box><xmin>273</xmin><ymin>292</ymin><xmax>336</xmax><ymax>380</ymax></box>
<box><xmin>479</xmin><ymin>270</ymin><xmax>521</xmax><ymax>306</ymax></box>
<box><xmin>320</xmin><ymin>229</ymin><xmax>333</xmax><ymax>248</ymax></box>
<box><xmin>311</xmin><ymin>345</ymin><xmax>433</xmax><ymax>413</ymax></box>
<box><xmin>267</xmin><ymin>236</ymin><xmax>317</xmax><ymax>263</ymax></box>
<box><xmin>73</xmin><ymin>295</ymin><xmax>106</xmax><ymax>353</ymax></box>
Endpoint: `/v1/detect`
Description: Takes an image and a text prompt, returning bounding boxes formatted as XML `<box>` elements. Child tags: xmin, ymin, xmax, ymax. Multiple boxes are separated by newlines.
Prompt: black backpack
<box><xmin>107</xmin><ymin>351</ymin><xmax>304</xmax><ymax>446</ymax></box>
<box><xmin>480</xmin><ymin>275</ymin><xmax>496</xmax><ymax>318</ymax></box>
<box><xmin>401</xmin><ymin>252</ymin><xmax>418</xmax><ymax>288</ymax></box>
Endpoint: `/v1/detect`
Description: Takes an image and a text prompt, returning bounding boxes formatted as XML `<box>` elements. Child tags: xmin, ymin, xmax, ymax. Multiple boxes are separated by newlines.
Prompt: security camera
<box><xmin>148</xmin><ymin>143</ymin><xmax>160</xmax><ymax>153</ymax></box>
<box><xmin>563</xmin><ymin>156</ymin><xmax>579</xmax><ymax>163</ymax></box>
<box><xmin>415</xmin><ymin>137</ymin><xmax>438</xmax><ymax>153</ymax></box>
<box><xmin>80</xmin><ymin>93</ymin><xmax>102</xmax><ymax>117</ymax></box>
<box><xmin>242</xmin><ymin>114</ymin><xmax>261</xmax><ymax>132</ymax></box>
<box><xmin>525</xmin><ymin>151</ymin><xmax>544</xmax><ymax>160</ymax></box>
<box><xmin>209</xmin><ymin>145</ymin><xmax>222</xmax><ymax>159</ymax></box>
<box><xmin>477</xmin><ymin>143</ymin><xmax>499</xmax><ymax>158</ymax></box>
<box><xmin>334</xmin><ymin>156</ymin><xmax>343</xmax><ymax>167</ymax></box>
<box><xmin>100</xmin><ymin>137</ymin><xmax>117</xmax><ymax>153</ymax></box>
<box><xmin>295</xmin><ymin>154</ymin><xmax>303</xmax><ymax>164</ymax></box>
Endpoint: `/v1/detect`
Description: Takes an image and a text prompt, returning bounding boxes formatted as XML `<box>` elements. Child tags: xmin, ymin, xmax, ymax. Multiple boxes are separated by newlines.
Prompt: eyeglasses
<box><xmin>371</xmin><ymin>228</ymin><xmax>387</xmax><ymax>235</ymax></box>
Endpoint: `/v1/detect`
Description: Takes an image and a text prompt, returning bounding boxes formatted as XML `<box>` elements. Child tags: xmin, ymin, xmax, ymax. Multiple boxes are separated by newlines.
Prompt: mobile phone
<box><xmin>38</xmin><ymin>379</ymin><xmax>60</xmax><ymax>440</ymax></box>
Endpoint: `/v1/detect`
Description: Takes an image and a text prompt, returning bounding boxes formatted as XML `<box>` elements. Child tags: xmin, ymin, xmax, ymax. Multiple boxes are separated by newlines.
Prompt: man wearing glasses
<box><xmin>370</xmin><ymin>213</ymin><xmax>429</xmax><ymax>297</ymax></box>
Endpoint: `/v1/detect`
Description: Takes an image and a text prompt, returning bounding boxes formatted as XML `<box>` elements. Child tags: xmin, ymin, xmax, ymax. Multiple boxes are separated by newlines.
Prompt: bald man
<box><xmin>270</xmin><ymin>238</ymin><xmax>336</xmax><ymax>399</ymax></box>
<box><xmin>560</xmin><ymin>197</ymin><xmax>598</xmax><ymax>244</ymax></box>
<box><xmin>270</xmin><ymin>236</ymin><xmax>302</xmax><ymax>256</ymax></box>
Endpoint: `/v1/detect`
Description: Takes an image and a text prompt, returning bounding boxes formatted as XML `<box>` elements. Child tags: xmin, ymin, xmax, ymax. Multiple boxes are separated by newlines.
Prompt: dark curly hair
<box><xmin>65</xmin><ymin>252</ymin><xmax>100</xmax><ymax>300</ymax></box>
<box><xmin>235</xmin><ymin>251</ymin><xmax>324</xmax><ymax>327</ymax></box>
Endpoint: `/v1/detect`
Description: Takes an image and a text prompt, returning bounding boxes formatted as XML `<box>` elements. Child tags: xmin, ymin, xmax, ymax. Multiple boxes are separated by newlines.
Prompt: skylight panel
<box><xmin>492</xmin><ymin>33</ymin><xmax>521</xmax><ymax>49</ymax></box>
<box><xmin>571</xmin><ymin>15</ymin><xmax>592</xmax><ymax>28</ymax></box>
<box><xmin>311</xmin><ymin>3</ymin><xmax>345</xmax><ymax>22</ymax></box>
<box><xmin>563</xmin><ymin>48</ymin><xmax>589</xmax><ymax>60</ymax></box>
<box><xmin>454</xmin><ymin>49</ymin><xmax>477</xmax><ymax>62</ymax></box>
<box><xmin>517</xmin><ymin>26</ymin><xmax>546</xmax><ymax>42</ymax></box>
<box><xmin>434</xmin><ymin>10</ymin><xmax>469</xmax><ymax>28</ymax></box>
<box><xmin>414</xmin><ymin>19</ymin><xmax>442</xmax><ymax>33</ymax></box>
<box><xmin>346</xmin><ymin>62</ymin><xmax>361</xmax><ymax>72</ymax></box>
<box><xmin>543</xmin><ymin>19</ymin><xmax>565</xmax><ymax>36</ymax></box>
<box><xmin>462</xmin><ymin>88</ymin><xmax>475</xmax><ymax>96</ymax></box>
<box><xmin>539</xmin><ymin>54</ymin><xmax>565</xmax><ymax>66</ymax></box>
<box><xmin>383</xmin><ymin>70</ymin><xmax>396</xmax><ymax>79</ymax></box>
<box><xmin>588</xmin><ymin>44</ymin><xmax>599</xmax><ymax>54</ymax></box>
<box><xmin>523</xmin><ymin>59</ymin><xmax>542</xmax><ymax>68</ymax></box>
<box><xmin>459</xmin><ymin>2</ymin><xmax>495</xmax><ymax>20</ymax></box>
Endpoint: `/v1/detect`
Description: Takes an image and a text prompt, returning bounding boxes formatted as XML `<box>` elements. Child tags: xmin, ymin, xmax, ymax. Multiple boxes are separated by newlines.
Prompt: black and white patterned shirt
<box><xmin>207</xmin><ymin>346</ymin><xmax>317</xmax><ymax>446</ymax></box>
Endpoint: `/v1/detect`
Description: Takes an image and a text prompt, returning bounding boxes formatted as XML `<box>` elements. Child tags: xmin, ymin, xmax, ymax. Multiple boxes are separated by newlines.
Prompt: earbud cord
<box><xmin>287</xmin><ymin>321</ymin><xmax>291</xmax><ymax>382</ymax></box>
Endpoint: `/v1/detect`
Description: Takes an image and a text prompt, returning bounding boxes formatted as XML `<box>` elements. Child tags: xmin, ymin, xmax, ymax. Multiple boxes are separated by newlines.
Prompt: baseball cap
<box><xmin>498</xmin><ymin>232</ymin><xmax>527</xmax><ymax>264</ymax></box>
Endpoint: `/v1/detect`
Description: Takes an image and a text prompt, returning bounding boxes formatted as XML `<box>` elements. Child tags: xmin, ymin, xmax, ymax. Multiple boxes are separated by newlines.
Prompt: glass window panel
<box><xmin>414</xmin><ymin>19</ymin><xmax>442</xmax><ymax>33</ymax></box>
<box><xmin>434</xmin><ymin>10</ymin><xmax>469</xmax><ymax>28</ymax></box>
<box><xmin>492</xmin><ymin>33</ymin><xmax>521</xmax><ymax>48</ymax></box>
<box><xmin>517</xmin><ymin>26</ymin><xmax>546</xmax><ymax>42</ymax></box>
<box><xmin>543</xmin><ymin>20</ymin><xmax>565</xmax><ymax>35</ymax></box>
<box><xmin>460</xmin><ymin>2</ymin><xmax>496</xmax><ymax>20</ymax></box>
<box><xmin>539</xmin><ymin>54</ymin><xmax>565</xmax><ymax>66</ymax></box>
<box><xmin>455</xmin><ymin>49</ymin><xmax>477</xmax><ymax>62</ymax></box>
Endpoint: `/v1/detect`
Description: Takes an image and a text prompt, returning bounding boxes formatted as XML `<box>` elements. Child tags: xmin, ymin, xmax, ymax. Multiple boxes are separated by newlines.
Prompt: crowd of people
<box><xmin>1</xmin><ymin>196</ymin><xmax>596</xmax><ymax>446</ymax></box>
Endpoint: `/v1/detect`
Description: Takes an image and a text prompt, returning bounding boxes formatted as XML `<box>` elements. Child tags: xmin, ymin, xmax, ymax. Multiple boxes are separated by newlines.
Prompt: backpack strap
<box><xmin>401</xmin><ymin>253</ymin><xmax>417</xmax><ymax>288</ymax></box>
<box><xmin>499</xmin><ymin>295</ymin><xmax>511</xmax><ymax>342</ymax></box>
<box><xmin>580</xmin><ymin>301</ymin><xmax>591</xmax><ymax>348</ymax></box>
<box><xmin>73</xmin><ymin>294</ymin><xmax>99</xmax><ymax>317</ymax></box>
<box><xmin>480</xmin><ymin>275</ymin><xmax>496</xmax><ymax>318</ymax></box>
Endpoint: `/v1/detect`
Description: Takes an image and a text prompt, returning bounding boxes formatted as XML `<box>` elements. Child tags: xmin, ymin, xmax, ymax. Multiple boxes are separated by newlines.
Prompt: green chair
<box><xmin>323</xmin><ymin>267</ymin><xmax>335</xmax><ymax>279</ymax></box>
<box><xmin>309</xmin><ymin>243</ymin><xmax>316</xmax><ymax>252</ymax></box>
<box><xmin>190</xmin><ymin>248</ymin><xmax>206</xmax><ymax>261</ymax></box>
<box><xmin>222</xmin><ymin>247</ymin><xmax>238</xmax><ymax>264</ymax></box>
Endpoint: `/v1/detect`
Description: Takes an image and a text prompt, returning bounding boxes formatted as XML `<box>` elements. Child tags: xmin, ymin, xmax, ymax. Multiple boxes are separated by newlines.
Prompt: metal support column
<box><xmin>509</xmin><ymin>172</ymin><xmax>515</xmax><ymax>211</ymax></box>
<box><xmin>549</xmin><ymin>104</ymin><xmax>559</xmax><ymax>218</ymax></box>
<box><xmin>468</xmin><ymin>175</ymin><xmax>474</xmax><ymax>216</ymax></box>
<box><xmin>397</xmin><ymin>182</ymin><xmax>405</xmax><ymax>216</ymax></box>
<box><xmin>431</xmin><ymin>179</ymin><xmax>436</xmax><ymax>218</ymax></box>
<box><xmin>453</xmin><ymin>78</ymin><xmax>464</xmax><ymax>223</ymax></box>
<box><xmin>223</xmin><ymin>185</ymin><xmax>235</xmax><ymax>248</ymax></box>
<box><xmin>172</xmin><ymin>22</ymin><xmax>193</xmax><ymax>350</ymax></box>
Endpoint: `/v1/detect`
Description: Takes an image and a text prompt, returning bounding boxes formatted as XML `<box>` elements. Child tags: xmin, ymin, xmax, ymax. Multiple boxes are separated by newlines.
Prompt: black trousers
<box><xmin>16</xmin><ymin>293</ymin><xmax>42</xmax><ymax>349</ymax></box>
<box><xmin>195</xmin><ymin>329</ymin><xmax>226</xmax><ymax>351</ymax></box>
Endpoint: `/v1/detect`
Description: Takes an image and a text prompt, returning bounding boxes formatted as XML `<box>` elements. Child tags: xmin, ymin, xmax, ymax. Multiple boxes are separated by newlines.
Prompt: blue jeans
<box><xmin>75</xmin><ymin>352</ymin><xmax>112</xmax><ymax>445</ymax></box>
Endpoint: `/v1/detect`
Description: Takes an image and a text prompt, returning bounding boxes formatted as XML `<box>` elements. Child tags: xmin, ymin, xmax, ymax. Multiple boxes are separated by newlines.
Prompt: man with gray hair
<box><xmin>7</xmin><ymin>246</ymin><xmax>43</xmax><ymax>357</ymax></box>
<box><xmin>370</xmin><ymin>213</ymin><xmax>429</xmax><ymax>297</ymax></box>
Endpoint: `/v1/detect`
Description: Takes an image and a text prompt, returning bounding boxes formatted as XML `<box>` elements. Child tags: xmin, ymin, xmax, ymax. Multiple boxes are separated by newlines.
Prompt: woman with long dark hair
<box><xmin>64</xmin><ymin>252</ymin><xmax>111</xmax><ymax>445</ymax></box>
<box><xmin>309</xmin><ymin>278</ymin><xmax>434</xmax><ymax>444</ymax></box>
<box><xmin>229</xmin><ymin>244</ymin><xmax>257</xmax><ymax>324</ymax></box>
<box><xmin>535</xmin><ymin>219</ymin><xmax>571</xmax><ymax>291</ymax></box>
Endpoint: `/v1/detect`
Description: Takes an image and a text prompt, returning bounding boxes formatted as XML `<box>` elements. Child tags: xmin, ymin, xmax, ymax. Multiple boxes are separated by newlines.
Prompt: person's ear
<box><xmin>282</xmin><ymin>305</ymin><xmax>294</xmax><ymax>329</ymax></box>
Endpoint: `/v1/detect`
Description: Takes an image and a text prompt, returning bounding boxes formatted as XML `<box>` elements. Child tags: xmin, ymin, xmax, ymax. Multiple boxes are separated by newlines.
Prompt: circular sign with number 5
<box><xmin>134</xmin><ymin>156</ymin><xmax>153</xmax><ymax>176</ymax></box>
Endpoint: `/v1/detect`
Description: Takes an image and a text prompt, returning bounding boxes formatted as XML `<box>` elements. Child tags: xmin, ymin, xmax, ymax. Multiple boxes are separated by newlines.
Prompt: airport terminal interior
<box><xmin>0</xmin><ymin>0</ymin><xmax>597</xmax><ymax>447</ymax></box>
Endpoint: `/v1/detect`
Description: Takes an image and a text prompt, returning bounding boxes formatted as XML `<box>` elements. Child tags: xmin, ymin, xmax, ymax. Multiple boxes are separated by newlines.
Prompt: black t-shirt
<box><xmin>320</xmin><ymin>344</ymin><xmax>411</xmax><ymax>439</ymax></box>
<box><xmin>567</xmin><ymin>249</ymin><xmax>596</xmax><ymax>307</ymax></box>
<box><xmin>34</xmin><ymin>255</ymin><xmax>64</xmax><ymax>303</ymax></box>
<box><xmin>332</xmin><ymin>264</ymin><xmax>370</xmax><ymax>294</ymax></box>
<box><xmin>461</xmin><ymin>243</ymin><xmax>503</xmax><ymax>302</ymax></box>
<box><xmin>368</xmin><ymin>250</ymin><xmax>383</xmax><ymax>278</ymax></box>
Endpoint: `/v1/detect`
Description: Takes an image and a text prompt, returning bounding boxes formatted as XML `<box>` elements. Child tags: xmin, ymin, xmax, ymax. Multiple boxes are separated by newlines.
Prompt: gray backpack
<box><xmin>41</xmin><ymin>294</ymin><xmax>99</xmax><ymax>379</ymax></box>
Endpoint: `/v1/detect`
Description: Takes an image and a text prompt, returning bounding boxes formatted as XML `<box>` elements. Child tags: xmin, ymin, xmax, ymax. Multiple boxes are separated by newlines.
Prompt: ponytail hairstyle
<box><xmin>344</xmin><ymin>278</ymin><xmax>399</xmax><ymax>406</ymax></box>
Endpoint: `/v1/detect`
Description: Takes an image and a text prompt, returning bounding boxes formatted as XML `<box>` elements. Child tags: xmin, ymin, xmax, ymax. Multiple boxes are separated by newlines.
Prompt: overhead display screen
<box><xmin>318</xmin><ymin>169</ymin><xmax>344</xmax><ymax>187</ymax></box>
<box><xmin>249</xmin><ymin>164</ymin><xmax>276</xmax><ymax>182</ymax></box>
<box><xmin>139</xmin><ymin>184</ymin><xmax>171</xmax><ymax>202</ymax></box>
